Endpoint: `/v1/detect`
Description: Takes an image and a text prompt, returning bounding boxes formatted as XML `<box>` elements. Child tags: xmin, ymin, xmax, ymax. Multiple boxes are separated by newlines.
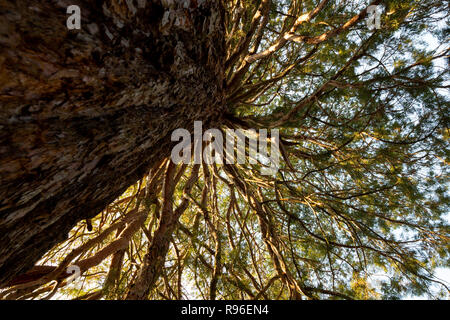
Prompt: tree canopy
<box><xmin>0</xmin><ymin>0</ymin><xmax>449</xmax><ymax>300</ymax></box>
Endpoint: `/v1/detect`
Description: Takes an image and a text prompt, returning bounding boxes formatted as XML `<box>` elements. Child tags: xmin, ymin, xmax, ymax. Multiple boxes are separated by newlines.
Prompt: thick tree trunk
<box><xmin>0</xmin><ymin>0</ymin><xmax>225</xmax><ymax>286</ymax></box>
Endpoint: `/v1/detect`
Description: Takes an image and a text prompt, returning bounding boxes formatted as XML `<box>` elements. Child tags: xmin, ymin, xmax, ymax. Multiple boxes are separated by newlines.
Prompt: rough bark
<box><xmin>125</xmin><ymin>162</ymin><xmax>198</xmax><ymax>299</ymax></box>
<box><xmin>0</xmin><ymin>0</ymin><xmax>226</xmax><ymax>286</ymax></box>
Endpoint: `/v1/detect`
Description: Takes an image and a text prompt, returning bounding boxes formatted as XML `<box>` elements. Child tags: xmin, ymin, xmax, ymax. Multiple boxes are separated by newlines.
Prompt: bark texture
<box><xmin>124</xmin><ymin>161</ymin><xmax>200</xmax><ymax>299</ymax></box>
<box><xmin>0</xmin><ymin>0</ymin><xmax>226</xmax><ymax>286</ymax></box>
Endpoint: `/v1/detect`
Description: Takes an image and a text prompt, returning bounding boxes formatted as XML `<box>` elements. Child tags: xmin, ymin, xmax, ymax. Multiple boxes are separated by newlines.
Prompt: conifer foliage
<box><xmin>0</xmin><ymin>0</ymin><xmax>448</xmax><ymax>299</ymax></box>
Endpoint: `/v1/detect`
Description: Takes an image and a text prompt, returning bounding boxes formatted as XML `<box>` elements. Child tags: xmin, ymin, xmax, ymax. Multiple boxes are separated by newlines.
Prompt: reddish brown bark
<box><xmin>0</xmin><ymin>0</ymin><xmax>226</xmax><ymax>286</ymax></box>
<box><xmin>125</xmin><ymin>163</ymin><xmax>199</xmax><ymax>299</ymax></box>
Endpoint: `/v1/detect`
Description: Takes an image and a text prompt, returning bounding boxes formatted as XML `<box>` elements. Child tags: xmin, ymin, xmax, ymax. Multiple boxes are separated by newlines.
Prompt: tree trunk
<box><xmin>0</xmin><ymin>0</ymin><xmax>225</xmax><ymax>287</ymax></box>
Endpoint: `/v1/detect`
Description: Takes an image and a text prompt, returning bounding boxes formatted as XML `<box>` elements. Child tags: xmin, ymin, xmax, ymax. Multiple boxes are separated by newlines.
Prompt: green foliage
<box><xmin>4</xmin><ymin>0</ymin><xmax>448</xmax><ymax>300</ymax></box>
